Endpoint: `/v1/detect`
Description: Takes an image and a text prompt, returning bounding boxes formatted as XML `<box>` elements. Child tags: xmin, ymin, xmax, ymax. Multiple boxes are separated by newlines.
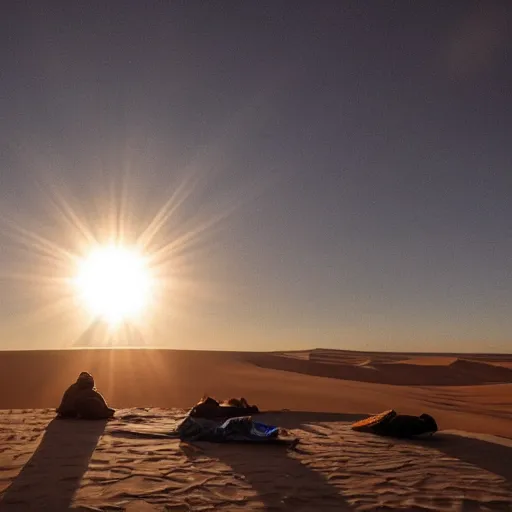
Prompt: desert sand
<box><xmin>0</xmin><ymin>348</ymin><xmax>511</xmax><ymax>511</ymax></box>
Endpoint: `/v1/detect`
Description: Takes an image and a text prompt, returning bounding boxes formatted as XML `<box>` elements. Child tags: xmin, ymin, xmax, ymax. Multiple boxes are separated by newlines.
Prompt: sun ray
<box><xmin>40</xmin><ymin>181</ymin><xmax>98</xmax><ymax>248</ymax></box>
<box><xmin>136</xmin><ymin>171</ymin><xmax>201</xmax><ymax>251</ymax></box>
<box><xmin>0</xmin><ymin>140</ymin><xmax>279</xmax><ymax>349</ymax></box>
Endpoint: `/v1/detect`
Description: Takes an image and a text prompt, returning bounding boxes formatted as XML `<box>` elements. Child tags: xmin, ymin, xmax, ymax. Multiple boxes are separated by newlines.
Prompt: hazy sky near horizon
<box><xmin>1</xmin><ymin>1</ymin><xmax>511</xmax><ymax>352</ymax></box>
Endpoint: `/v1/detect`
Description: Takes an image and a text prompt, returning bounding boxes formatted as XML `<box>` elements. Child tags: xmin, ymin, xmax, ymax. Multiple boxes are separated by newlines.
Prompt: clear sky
<box><xmin>1</xmin><ymin>1</ymin><xmax>511</xmax><ymax>352</ymax></box>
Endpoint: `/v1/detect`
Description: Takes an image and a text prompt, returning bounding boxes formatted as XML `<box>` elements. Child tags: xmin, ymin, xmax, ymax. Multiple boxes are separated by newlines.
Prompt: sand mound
<box><xmin>489</xmin><ymin>361</ymin><xmax>512</xmax><ymax>370</ymax></box>
<box><xmin>0</xmin><ymin>348</ymin><xmax>511</xmax><ymax>440</ymax></box>
<box><xmin>394</xmin><ymin>357</ymin><xmax>459</xmax><ymax>366</ymax></box>
<box><xmin>247</xmin><ymin>352</ymin><xmax>512</xmax><ymax>386</ymax></box>
<box><xmin>449</xmin><ymin>358</ymin><xmax>512</xmax><ymax>380</ymax></box>
<box><xmin>308</xmin><ymin>349</ymin><xmax>403</xmax><ymax>366</ymax></box>
<box><xmin>356</xmin><ymin>359</ymin><xmax>377</xmax><ymax>370</ymax></box>
<box><xmin>0</xmin><ymin>409</ymin><xmax>511</xmax><ymax>511</ymax></box>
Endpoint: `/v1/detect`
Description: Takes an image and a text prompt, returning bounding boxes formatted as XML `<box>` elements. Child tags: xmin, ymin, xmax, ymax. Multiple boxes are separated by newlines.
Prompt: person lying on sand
<box><xmin>352</xmin><ymin>409</ymin><xmax>438</xmax><ymax>438</ymax></box>
<box><xmin>56</xmin><ymin>372</ymin><xmax>115</xmax><ymax>420</ymax></box>
<box><xmin>190</xmin><ymin>395</ymin><xmax>259</xmax><ymax>419</ymax></box>
<box><xmin>177</xmin><ymin>414</ymin><xmax>298</xmax><ymax>448</ymax></box>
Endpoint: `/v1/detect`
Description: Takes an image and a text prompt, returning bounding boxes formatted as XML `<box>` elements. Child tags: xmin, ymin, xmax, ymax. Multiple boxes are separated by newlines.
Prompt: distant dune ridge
<box><xmin>0</xmin><ymin>348</ymin><xmax>511</xmax><ymax>510</ymax></box>
<box><xmin>248</xmin><ymin>349</ymin><xmax>512</xmax><ymax>386</ymax></box>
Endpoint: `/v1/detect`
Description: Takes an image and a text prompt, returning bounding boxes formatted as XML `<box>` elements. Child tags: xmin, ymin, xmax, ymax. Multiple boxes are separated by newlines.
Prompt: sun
<box><xmin>74</xmin><ymin>245</ymin><xmax>154</xmax><ymax>326</ymax></box>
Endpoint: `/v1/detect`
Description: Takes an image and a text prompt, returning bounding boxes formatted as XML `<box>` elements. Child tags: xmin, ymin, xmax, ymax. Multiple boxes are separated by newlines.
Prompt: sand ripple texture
<box><xmin>0</xmin><ymin>409</ymin><xmax>510</xmax><ymax>511</ymax></box>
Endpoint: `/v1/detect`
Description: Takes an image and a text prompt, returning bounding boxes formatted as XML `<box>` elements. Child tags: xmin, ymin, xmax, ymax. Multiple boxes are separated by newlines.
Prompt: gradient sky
<box><xmin>1</xmin><ymin>1</ymin><xmax>511</xmax><ymax>352</ymax></box>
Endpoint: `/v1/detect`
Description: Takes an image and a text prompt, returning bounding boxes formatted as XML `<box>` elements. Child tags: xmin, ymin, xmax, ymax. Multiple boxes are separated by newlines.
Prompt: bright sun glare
<box><xmin>74</xmin><ymin>245</ymin><xmax>153</xmax><ymax>326</ymax></box>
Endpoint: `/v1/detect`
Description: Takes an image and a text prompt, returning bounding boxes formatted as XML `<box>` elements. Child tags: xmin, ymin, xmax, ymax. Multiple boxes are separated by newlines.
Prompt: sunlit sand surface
<box><xmin>0</xmin><ymin>349</ymin><xmax>511</xmax><ymax>510</ymax></box>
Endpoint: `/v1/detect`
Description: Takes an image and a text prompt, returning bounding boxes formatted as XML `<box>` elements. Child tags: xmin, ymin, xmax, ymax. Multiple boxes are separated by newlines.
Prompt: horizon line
<box><xmin>0</xmin><ymin>347</ymin><xmax>511</xmax><ymax>356</ymax></box>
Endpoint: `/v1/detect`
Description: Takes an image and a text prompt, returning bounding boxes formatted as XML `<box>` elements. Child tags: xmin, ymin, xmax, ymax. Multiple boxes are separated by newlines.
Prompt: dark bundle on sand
<box><xmin>56</xmin><ymin>372</ymin><xmax>115</xmax><ymax>420</ymax></box>
<box><xmin>178</xmin><ymin>396</ymin><xmax>297</xmax><ymax>447</ymax></box>
<box><xmin>190</xmin><ymin>396</ymin><xmax>259</xmax><ymax>419</ymax></box>
<box><xmin>352</xmin><ymin>410</ymin><xmax>438</xmax><ymax>438</ymax></box>
<box><xmin>177</xmin><ymin>415</ymin><xmax>298</xmax><ymax>448</ymax></box>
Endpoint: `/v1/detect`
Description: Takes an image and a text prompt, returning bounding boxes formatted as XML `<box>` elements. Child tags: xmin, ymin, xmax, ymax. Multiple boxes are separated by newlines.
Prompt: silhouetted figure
<box><xmin>56</xmin><ymin>372</ymin><xmax>115</xmax><ymax>420</ymax></box>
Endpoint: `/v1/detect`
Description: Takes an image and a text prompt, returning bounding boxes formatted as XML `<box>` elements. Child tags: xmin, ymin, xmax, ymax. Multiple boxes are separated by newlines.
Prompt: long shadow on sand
<box><xmin>202</xmin><ymin>441</ymin><xmax>353</xmax><ymax>511</ymax></box>
<box><xmin>258</xmin><ymin>411</ymin><xmax>367</xmax><ymax>429</ymax></box>
<box><xmin>431</xmin><ymin>433</ymin><xmax>512</xmax><ymax>484</ymax></box>
<box><xmin>0</xmin><ymin>418</ymin><xmax>106</xmax><ymax>511</ymax></box>
<box><xmin>377</xmin><ymin>432</ymin><xmax>512</xmax><ymax>485</ymax></box>
<box><xmin>185</xmin><ymin>412</ymin><xmax>360</xmax><ymax>511</ymax></box>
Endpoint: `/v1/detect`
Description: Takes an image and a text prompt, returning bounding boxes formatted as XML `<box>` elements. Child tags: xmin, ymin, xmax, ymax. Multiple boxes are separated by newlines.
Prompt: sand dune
<box><xmin>248</xmin><ymin>352</ymin><xmax>512</xmax><ymax>386</ymax></box>
<box><xmin>290</xmin><ymin>349</ymin><xmax>512</xmax><ymax>367</ymax></box>
<box><xmin>0</xmin><ymin>348</ymin><xmax>511</xmax><ymax>510</ymax></box>
<box><xmin>307</xmin><ymin>349</ymin><xmax>404</xmax><ymax>366</ymax></box>
<box><xmin>0</xmin><ymin>409</ymin><xmax>511</xmax><ymax>511</ymax></box>
<box><xmin>0</xmin><ymin>348</ymin><xmax>511</xmax><ymax>438</ymax></box>
<box><xmin>392</xmin><ymin>357</ymin><xmax>459</xmax><ymax>366</ymax></box>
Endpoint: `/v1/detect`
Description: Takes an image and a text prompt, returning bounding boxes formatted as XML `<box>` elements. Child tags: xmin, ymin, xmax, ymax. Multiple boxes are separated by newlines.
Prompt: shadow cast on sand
<box><xmin>378</xmin><ymin>431</ymin><xmax>512</xmax><ymax>485</ymax></box>
<box><xmin>203</xmin><ymin>441</ymin><xmax>354</xmax><ymax>511</ymax></box>
<box><xmin>258</xmin><ymin>411</ymin><xmax>367</xmax><ymax>430</ymax></box>
<box><xmin>432</xmin><ymin>433</ymin><xmax>512</xmax><ymax>484</ymax></box>
<box><xmin>0</xmin><ymin>418</ymin><xmax>106</xmax><ymax>511</ymax></box>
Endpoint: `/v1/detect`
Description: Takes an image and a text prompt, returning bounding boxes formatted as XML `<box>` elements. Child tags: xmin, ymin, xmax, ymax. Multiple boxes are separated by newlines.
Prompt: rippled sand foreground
<box><xmin>0</xmin><ymin>408</ymin><xmax>511</xmax><ymax>511</ymax></box>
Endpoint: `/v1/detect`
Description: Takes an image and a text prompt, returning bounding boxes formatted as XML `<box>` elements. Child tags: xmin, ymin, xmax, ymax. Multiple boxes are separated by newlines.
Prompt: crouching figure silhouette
<box><xmin>56</xmin><ymin>372</ymin><xmax>115</xmax><ymax>420</ymax></box>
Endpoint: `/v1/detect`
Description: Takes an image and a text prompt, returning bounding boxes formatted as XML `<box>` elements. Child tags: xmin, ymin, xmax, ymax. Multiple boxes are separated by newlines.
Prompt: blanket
<box><xmin>177</xmin><ymin>416</ymin><xmax>298</xmax><ymax>447</ymax></box>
